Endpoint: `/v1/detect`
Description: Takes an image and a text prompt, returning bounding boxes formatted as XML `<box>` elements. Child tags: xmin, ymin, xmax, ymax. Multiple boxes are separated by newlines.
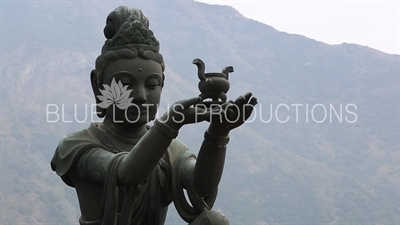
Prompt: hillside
<box><xmin>1</xmin><ymin>0</ymin><xmax>399</xmax><ymax>224</ymax></box>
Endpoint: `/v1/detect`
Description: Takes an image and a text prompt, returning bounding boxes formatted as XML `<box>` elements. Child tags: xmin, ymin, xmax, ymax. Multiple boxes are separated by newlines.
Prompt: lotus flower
<box><xmin>97</xmin><ymin>78</ymin><xmax>133</xmax><ymax>110</ymax></box>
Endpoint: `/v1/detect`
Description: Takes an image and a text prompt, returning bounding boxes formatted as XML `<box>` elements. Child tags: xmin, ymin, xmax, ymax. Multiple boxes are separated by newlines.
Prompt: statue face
<box><xmin>101</xmin><ymin>57</ymin><xmax>163</xmax><ymax>128</ymax></box>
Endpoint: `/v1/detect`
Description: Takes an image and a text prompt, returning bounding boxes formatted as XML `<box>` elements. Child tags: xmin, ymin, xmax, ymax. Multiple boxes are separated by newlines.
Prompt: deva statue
<box><xmin>51</xmin><ymin>6</ymin><xmax>257</xmax><ymax>225</ymax></box>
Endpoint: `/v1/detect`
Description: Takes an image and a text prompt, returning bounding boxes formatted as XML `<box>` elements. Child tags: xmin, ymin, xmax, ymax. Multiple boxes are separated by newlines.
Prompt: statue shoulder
<box><xmin>56</xmin><ymin>124</ymin><xmax>103</xmax><ymax>153</ymax></box>
<box><xmin>51</xmin><ymin>123</ymin><xmax>104</xmax><ymax>186</ymax></box>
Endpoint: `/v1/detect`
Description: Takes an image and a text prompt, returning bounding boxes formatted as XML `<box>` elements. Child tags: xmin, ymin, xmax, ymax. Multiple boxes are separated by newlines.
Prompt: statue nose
<box><xmin>133</xmin><ymin>87</ymin><xmax>147</xmax><ymax>103</ymax></box>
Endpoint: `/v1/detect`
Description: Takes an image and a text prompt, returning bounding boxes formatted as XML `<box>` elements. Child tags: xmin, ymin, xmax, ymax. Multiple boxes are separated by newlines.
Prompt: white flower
<box><xmin>97</xmin><ymin>78</ymin><xmax>133</xmax><ymax>110</ymax></box>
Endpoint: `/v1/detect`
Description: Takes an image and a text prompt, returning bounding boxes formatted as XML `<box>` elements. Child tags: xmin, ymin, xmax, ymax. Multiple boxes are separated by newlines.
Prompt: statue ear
<box><xmin>90</xmin><ymin>70</ymin><xmax>106</xmax><ymax>118</ymax></box>
<box><xmin>161</xmin><ymin>73</ymin><xmax>165</xmax><ymax>88</ymax></box>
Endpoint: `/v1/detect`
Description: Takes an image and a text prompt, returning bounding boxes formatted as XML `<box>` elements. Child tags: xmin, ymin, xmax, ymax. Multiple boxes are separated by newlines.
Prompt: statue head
<box><xmin>91</xmin><ymin>6</ymin><xmax>165</xmax><ymax>128</ymax></box>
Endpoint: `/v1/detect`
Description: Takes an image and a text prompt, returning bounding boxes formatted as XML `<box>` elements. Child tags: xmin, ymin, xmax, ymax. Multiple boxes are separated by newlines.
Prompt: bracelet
<box><xmin>204</xmin><ymin>130</ymin><xmax>230</xmax><ymax>147</ymax></box>
<box><xmin>153</xmin><ymin>119</ymin><xmax>179</xmax><ymax>139</ymax></box>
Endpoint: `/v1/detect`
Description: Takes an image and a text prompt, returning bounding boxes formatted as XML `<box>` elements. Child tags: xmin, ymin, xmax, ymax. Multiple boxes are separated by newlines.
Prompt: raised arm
<box><xmin>192</xmin><ymin>93</ymin><xmax>257</xmax><ymax>196</ymax></box>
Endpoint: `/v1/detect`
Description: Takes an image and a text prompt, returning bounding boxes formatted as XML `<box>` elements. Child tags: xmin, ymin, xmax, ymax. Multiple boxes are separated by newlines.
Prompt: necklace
<box><xmin>95</xmin><ymin>123</ymin><xmax>134</xmax><ymax>153</ymax></box>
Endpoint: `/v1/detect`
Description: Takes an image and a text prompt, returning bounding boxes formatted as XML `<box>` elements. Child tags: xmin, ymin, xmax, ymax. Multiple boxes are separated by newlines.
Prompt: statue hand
<box><xmin>207</xmin><ymin>92</ymin><xmax>258</xmax><ymax>136</ymax></box>
<box><xmin>159</xmin><ymin>96</ymin><xmax>210</xmax><ymax>131</ymax></box>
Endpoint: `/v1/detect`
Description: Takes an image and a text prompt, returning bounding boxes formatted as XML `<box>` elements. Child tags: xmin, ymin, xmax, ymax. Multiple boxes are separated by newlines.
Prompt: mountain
<box><xmin>1</xmin><ymin>0</ymin><xmax>399</xmax><ymax>224</ymax></box>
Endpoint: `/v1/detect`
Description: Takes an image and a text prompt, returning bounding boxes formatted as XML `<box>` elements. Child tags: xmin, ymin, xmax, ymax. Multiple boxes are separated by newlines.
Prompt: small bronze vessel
<box><xmin>192</xmin><ymin>58</ymin><xmax>233</xmax><ymax>104</ymax></box>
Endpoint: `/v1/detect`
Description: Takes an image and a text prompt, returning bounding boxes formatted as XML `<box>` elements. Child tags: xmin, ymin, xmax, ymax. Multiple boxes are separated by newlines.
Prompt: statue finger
<box><xmin>180</xmin><ymin>96</ymin><xmax>203</xmax><ymax>109</ymax></box>
<box><xmin>249</xmin><ymin>96</ymin><xmax>258</xmax><ymax>106</ymax></box>
<box><xmin>194</xmin><ymin>107</ymin><xmax>211</xmax><ymax>120</ymax></box>
<box><xmin>210</xmin><ymin>107</ymin><xmax>225</xmax><ymax>120</ymax></box>
<box><xmin>220</xmin><ymin>102</ymin><xmax>233</xmax><ymax>111</ymax></box>
<box><xmin>243</xmin><ymin>103</ymin><xmax>256</xmax><ymax>120</ymax></box>
<box><xmin>234</xmin><ymin>95</ymin><xmax>246</xmax><ymax>106</ymax></box>
<box><xmin>243</xmin><ymin>92</ymin><xmax>253</xmax><ymax>103</ymax></box>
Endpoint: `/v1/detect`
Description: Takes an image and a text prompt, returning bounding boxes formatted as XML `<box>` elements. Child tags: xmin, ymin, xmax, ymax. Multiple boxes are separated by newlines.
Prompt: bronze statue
<box><xmin>51</xmin><ymin>6</ymin><xmax>257</xmax><ymax>225</ymax></box>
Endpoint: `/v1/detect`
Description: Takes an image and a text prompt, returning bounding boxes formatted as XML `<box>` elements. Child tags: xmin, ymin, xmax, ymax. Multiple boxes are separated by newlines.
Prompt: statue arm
<box><xmin>191</xmin><ymin>125</ymin><xmax>229</xmax><ymax>197</ymax></box>
<box><xmin>171</xmin><ymin>141</ymin><xmax>221</xmax><ymax>221</ymax></box>
<box><xmin>117</xmin><ymin>123</ymin><xmax>176</xmax><ymax>185</ymax></box>
<box><xmin>191</xmin><ymin>93</ymin><xmax>257</xmax><ymax>196</ymax></box>
<box><xmin>171</xmin><ymin>132</ymin><xmax>226</xmax><ymax>219</ymax></box>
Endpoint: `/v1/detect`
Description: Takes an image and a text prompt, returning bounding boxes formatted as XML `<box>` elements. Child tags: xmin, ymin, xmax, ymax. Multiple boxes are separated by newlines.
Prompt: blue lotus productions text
<box><xmin>46</xmin><ymin>103</ymin><xmax>357</xmax><ymax>124</ymax></box>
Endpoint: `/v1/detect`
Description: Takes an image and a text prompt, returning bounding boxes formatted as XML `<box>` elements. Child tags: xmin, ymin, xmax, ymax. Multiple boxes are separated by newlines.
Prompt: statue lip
<box><xmin>127</xmin><ymin>105</ymin><xmax>148</xmax><ymax>114</ymax></box>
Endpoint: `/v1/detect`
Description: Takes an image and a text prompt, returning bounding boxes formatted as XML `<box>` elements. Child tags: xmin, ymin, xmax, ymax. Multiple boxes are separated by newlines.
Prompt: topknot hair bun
<box><xmin>104</xmin><ymin>6</ymin><xmax>149</xmax><ymax>39</ymax></box>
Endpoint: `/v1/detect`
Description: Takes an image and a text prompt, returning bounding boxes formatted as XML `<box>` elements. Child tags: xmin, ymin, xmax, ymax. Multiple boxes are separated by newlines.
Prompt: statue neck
<box><xmin>101</xmin><ymin>116</ymin><xmax>148</xmax><ymax>145</ymax></box>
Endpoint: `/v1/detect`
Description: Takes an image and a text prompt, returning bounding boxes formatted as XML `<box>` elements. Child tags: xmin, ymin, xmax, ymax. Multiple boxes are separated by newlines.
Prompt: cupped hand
<box><xmin>159</xmin><ymin>96</ymin><xmax>212</xmax><ymax>131</ymax></box>
<box><xmin>207</xmin><ymin>92</ymin><xmax>258</xmax><ymax>136</ymax></box>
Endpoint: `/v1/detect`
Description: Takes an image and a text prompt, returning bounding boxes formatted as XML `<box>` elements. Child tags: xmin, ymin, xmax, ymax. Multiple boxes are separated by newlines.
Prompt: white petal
<box><xmin>111</xmin><ymin>78</ymin><xmax>120</xmax><ymax>101</ymax></box>
<box><xmin>98</xmin><ymin>100</ymin><xmax>113</xmax><ymax>109</ymax></box>
<box><xmin>97</xmin><ymin>95</ymin><xmax>107</xmax><ymax>102</ymax></box>
<box><xmin>103</xmin><ymin>84</ymin><xmax>111</xmax><ymax>93</ymax></box>
<box><xmin>117</xmin><ymin>102</ymin><xmax>133</xmax><ymax>110</ymax></box>
<box><xmin>99</xmin><ymin>89</ymin><xmax>113</xmax><ymax>100</ymax></box>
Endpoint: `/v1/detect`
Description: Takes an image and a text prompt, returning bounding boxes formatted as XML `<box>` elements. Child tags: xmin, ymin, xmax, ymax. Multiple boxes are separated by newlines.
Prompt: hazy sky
<box><xmin>197</xmin><ymin>0</ymin><xmax>399</xmax><ymax>55</ymax></box>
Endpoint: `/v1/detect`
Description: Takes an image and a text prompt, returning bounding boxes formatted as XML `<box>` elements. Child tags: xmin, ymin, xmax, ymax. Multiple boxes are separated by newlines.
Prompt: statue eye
<box><xmin>146</xmin><ymin>78</ymin><xmax>160</xmax><ymax>88</ymax></box>
<box><xmin>119</xmin><ymin>77</ymin><xmax>131</xmax><ymax>86</ymax></box>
